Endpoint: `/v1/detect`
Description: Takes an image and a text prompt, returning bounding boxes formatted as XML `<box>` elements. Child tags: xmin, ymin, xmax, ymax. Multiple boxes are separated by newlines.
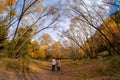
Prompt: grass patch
<box><xmin>30</xmin><ymin>60</ymin><xmax>51</xmax><ymax>71</ymax></box>
<box><xmin>95</xmin><ymin>55</ymin><xmax>120</xmax><ymax>79</ymax></box>
<box><xmin>0</xmin><ymin>58</ymin><xmax>31</xmax><ymax>72</ymax></box>
<box><xmin>5</xmin><ymin>59</ymin><xmax>23</xmax><ymax>72</ymax></box>
<box><xmin>0</xmin><ymin>58</ymin><xmax>51</xmax><ymax>73</ymax></box>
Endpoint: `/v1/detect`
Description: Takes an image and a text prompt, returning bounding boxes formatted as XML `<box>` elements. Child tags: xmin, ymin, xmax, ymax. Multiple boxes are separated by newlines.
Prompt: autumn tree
<box><xmin>28</xmin><ymin>40</ymin><xmax>41</xmax><ymax>59</ymax></box>
<box><xmin>0</xmin><ymin>0</ymin><xmax>10</xmax><ymax>52</ymax></box>
<box><xmin>0</xmin><ymin>20</ymin><xmax>8</xmax><ymax>51</ymax></box>
<box><xmin>39</xmin><ymin>33</ymin><xmax>53</xmax><ymax>60</ymax></box>
<box><xmin>51</xmin><ymin>41</ymin><xmax>63</xmax><ymax>58</ymax></box>
<box><xmin>7</xmin><ymin>26</ymin><xmax>33</xmax><ymax>58</ymax></box>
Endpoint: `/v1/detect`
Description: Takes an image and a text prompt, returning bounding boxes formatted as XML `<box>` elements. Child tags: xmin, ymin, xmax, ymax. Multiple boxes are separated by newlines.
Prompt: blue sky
<box><xmin>42</xmin><ymin>0</ymin><xmax>59</xmax><ymax>5</ymax></box>
<box><xmin>109</xmin><ymin>0</ymin><xmax>120</xmax><ymax>15</ymax></box>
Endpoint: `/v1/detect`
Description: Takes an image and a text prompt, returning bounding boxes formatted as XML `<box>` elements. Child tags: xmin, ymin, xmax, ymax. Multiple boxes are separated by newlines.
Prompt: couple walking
<box><xmin>51</xmin><ymin>57</ymin><xmax>61</xmax><ymax>72</ymax></box>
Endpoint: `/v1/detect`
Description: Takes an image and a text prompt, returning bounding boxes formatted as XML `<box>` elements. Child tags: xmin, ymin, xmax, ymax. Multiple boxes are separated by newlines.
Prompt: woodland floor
<box><xmin>0</xmin><ymin>58</ymin><xmax>120</xmax><ymax>80</ymax></box>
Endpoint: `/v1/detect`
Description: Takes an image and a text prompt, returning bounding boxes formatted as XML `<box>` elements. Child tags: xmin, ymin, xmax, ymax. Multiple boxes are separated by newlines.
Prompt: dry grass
<box><xmin>0</xmin><ymin>55</ymin><xmax>120</xmax><ymax>80</ymax></box>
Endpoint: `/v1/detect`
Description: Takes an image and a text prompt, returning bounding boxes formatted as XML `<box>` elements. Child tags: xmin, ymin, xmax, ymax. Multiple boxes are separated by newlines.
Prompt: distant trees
<box><xmin>39</xmin><ymin>33</ymin><xmax>53</xmax><ymax>60</ymax></box>
<box><xmin>51</xmin><ymin>41</ymin><xmax>63</xmax><ymax>58</ymax></box>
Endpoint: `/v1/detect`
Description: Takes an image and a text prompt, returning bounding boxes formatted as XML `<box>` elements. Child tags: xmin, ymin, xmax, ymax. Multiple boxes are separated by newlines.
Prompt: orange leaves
<box><xmin>6</xmin><ymin>0</ymin><xmax>15</xmax><ymax>6</ymax></box>
<box><xmin>0</xmin><ymin>0</ymin><xmax>15</xmax><ymax>14</ymax></box>
<box><xmin>0</xmin><ymin>1</ymin><xmax>5</xmax><ymax>7</ymax></box>
<box><xmin>0</xmin><ymin>1</ymin><xmax>6</xmax><ymax>14</ymax></box>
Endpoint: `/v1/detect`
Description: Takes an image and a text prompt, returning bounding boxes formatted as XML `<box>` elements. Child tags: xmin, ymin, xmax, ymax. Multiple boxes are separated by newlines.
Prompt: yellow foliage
<box><xmin>40</xmin><ymin>33</ymin><xmax>52</xmax><ymax>46</ymax></box>
<box><xmin>35</xmin><ymin>6</ymin><xmax>41</xmax><ymax>13</ymax></box>
<box><xmin>4</xmin><ymin>6</ymin><xmax>9</xmax><ymax>11</ymax></box>
<box><xmin>37</xmin><ymin>0</ymin><xmax>41</xmax><ymax>2</ymax></box>
<box><xmin>52</xmin><ymin>41</ymin><xmax>62</xmax><ymax>57</ymax></box>
<box><xmin>100</xmin><ymin>15</ymin><xmax>119</xmax><ymax>41</ymax></box>
<box><xmin>78</xmin><ymin>48</ymin><xmax>85</xmax><ymax>57</ymax></box>
<box><xmin>11</xmin><ymin>8</ymin><xmax>16</xmax><ymax>16</ymax></box>
<box><xmin>31</xmin><ymin>40</ymin><xmax>38</xmax><ymax>45</ymax></box>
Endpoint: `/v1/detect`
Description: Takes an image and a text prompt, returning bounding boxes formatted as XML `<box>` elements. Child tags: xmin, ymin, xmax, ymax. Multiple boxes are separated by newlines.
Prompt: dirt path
<box><xmin>25</xmin><ymin>63</ymin><xmax>75</xmax><ymax>80</ymax></box>
<box><xmin>20</xmin><ymin>60</ymin><xmax>102</xmax><ymax>80</ymax></box>
<box><xmin>0</xmin><ymin>60</ymin><xmax>75</xmax><ymax>80</ymax></box>
<box><xmin>0</xmin><ymin>59</ymin><xmax>118</xmax><ymax>80</ymax></box>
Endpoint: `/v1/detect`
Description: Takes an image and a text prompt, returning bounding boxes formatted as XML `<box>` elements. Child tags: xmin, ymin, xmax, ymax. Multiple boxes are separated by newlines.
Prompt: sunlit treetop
<box><xmin>6</xmin><ymin>0</ymin><xmax>15</xmax><ymax>6</ymax></box>
<box><xmin>0</xmin><ymin>0</ymin><xmax>15</xmax><ymax>14</ymax></box>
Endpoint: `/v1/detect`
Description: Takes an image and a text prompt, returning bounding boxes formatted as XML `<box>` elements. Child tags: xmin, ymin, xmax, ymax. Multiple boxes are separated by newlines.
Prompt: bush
<box><xmin>4</xmin><ymin>58</ymin><xmax>31</xmax><ymax>72</ymax></box>
<box><xmin>105</xmin><ymin>55</ymin><xmax>120</xmax><ymax>75</ymax></box>
<box><xmin>97</xmin><ymin>55</ymin><xmax>120</xmax><ymax>76</ymax></box>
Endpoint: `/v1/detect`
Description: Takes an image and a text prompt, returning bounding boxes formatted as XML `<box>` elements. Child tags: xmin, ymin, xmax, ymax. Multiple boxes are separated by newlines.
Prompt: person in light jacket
<box><xmin>51</xmin><ymin>57</ymin><xmax>56</xmax><ymax>72</ymax></box>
